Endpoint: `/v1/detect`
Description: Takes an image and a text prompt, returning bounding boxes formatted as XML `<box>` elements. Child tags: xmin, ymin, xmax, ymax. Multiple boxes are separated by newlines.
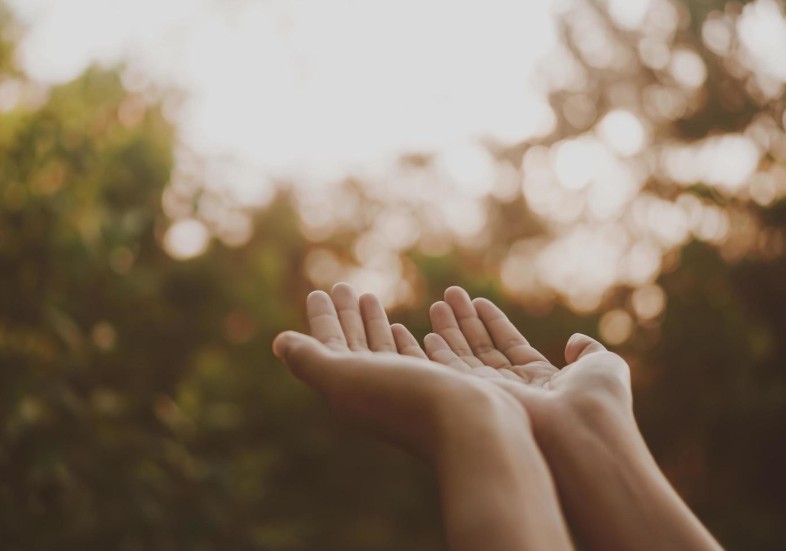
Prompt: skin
<box><xmin>391</xmin><ymin>285</ymin><xmax>723</xmax><ymax>551</ymax></box>
<box><xmin>272</xmin><ymin>283</ymin><xmax>574</xmax><ymax>551</ymax></box>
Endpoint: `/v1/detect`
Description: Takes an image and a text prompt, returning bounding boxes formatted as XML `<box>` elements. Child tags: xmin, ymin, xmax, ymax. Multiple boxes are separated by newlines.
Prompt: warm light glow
<box><xmin>597</xmin><ymin>110</ymin><xmax>647</xmax><ymax>157</ymax></box>
<box><xmin>661</xmin><ymin>135</ymin><xmax>761</xmax><ymax>191</ymax></box>
<box><xmin>670</xmin><ymin>49</ymin><xmax>707</xmax><ymax>89</ymax></box>
<box><xmin>6</xmin><ymin>0</ymin><xmax>778</xmax><ymax>313</ymax></box>
<box><xmin>702</xmin><ymin>14</ymin><xmax>733</xmax><ymax>56</ymax></box>
<box><xmin>631</xmin><ymin>284</ymin><xmax>666</xmax><ymax>320</ymax></box>
<box><xmin>534</xmin><ymin>224</ymin><xmax>628</xmax><ymax>305</ymax></box>
<box><xmin>607</xmin><ymin>0</ymin><xmax>652</xmax><ymax>30</ymax></box>
<box><xmin>305</xmin><ymin>249</ymin><xmax>343</xmax><ymax>288</ymax></box>
<box><xmin>8</xmin><ymin>0</ymin><xmax>557</xmax><ymax>191</ymax></box>
<box><xmin>738</xmin><ymin>0</ymin><xmax>786</xmax><ymax>88</ymax></box>
<box><xmin>435</xmin><ymin>144</ymin><xmax>496</xmax><ymax>199</ymax></box>
<box><xmin>599</xmin><ymin>309</ymin><xmax>634</xmax><ymax>345</ymax></box>
<box><xmin>163</xmin><ymin>218</ymin><xmax>210</xmax><ymax>260</ymax></box>
<box><xmin>551</xmin><ymin>137</ymin><xmax>609</xmax><ymax>190</ymax></box>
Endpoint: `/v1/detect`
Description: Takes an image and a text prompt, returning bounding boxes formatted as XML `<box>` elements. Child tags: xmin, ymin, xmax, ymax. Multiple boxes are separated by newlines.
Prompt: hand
<box><xmin>403</xmin><ymin>286</ymin><xmax>633</xmax><ymax>434</ymax></box>
<box><xmin>272</xmin><ymin>283</ymin><xmax>575</xmax><ymax>551</ymax></box>
<box><xmin>272</xmin><ymin>283</ymin><xmax>531</xmax><ymax>460</ymax></box>
<box><xmin>408</xmin><ymin>286</ymin><xmax>722</xmax><ymax>551</ymax></box>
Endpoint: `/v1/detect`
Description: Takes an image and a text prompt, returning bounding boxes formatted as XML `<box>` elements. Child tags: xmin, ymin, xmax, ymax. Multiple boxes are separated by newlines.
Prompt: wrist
<box><xmin>434</xmin><ymin>386</ymin><xmax>535</xmax><ymax>462</ymax></box>
<box><xmin>433</xmin><ymin>391</ymin><xmax>573</xmax><ymax>551</ymax></box>
<box><xmin>535</xmin><ymin>396</ymin><xmax>721</xmax><ymax>551</ymax></box>
<box><xmin>536</xmin><ymin>392</ymin><xmax>642</xmax><ymax>456</ymax></box>
<box><xmin>536</xmin><ymin>395</ymin><xmax>663</xmax><ymax>496</ymax></box>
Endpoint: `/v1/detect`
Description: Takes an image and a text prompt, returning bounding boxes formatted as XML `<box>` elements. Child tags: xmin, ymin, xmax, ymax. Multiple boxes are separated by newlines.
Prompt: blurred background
<box><xmin>1</xmin><ymin>0</ymin><xmax>785</xmax><ymax>549</ymax></box>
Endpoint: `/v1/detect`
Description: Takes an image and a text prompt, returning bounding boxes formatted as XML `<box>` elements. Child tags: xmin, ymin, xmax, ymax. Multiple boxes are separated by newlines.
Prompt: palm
<box><xmin>278</xmin><ymin>283</ymin><xmax>528</xmax><ymax>456</ymax></box>
<box><xmin>398</xmin><ymin>287</ymin><xmax>632</xmax><ymax>416</ymax></box>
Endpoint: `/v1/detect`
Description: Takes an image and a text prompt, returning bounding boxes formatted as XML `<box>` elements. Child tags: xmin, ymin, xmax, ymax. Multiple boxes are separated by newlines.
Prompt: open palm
<box><xmin>273</xmin><ymin>283</ymin><xmax>531</xmax><ymax>458</ymax></box>
<box><xmin>392</xmin><ymin>287</ymin><xmax>633</xmax><ymax>428</ymax></box>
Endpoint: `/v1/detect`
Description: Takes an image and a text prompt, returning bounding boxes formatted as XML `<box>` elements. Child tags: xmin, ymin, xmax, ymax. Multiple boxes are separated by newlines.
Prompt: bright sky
<box><xmin>7</xmin><ymin>0</ymin><xmax>557</xmax><ymax>186</ymax></box>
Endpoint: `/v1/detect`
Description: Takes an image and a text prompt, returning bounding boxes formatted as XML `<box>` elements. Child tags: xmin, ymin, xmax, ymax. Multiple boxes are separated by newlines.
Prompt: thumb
<box><xmin>564</xmin><ymin>333</ymin><xmax>607</xmax><ymax>364</ymax></box>
<box><xmin>273</xmin><ymin>331</ymin><xmax>337</xmax><ymax>389</ymax></box>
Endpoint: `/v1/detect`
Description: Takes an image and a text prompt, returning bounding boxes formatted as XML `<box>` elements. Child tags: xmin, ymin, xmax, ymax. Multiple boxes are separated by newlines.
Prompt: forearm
<box><xmin>436</xmin><ymin>420</ymin><xmax>574</xmax><ymax>551</ymax></box>
<box><xmin>539</xmin><ymin>402</ymin><xmax>722</xmax><ymax>551</ymax></box>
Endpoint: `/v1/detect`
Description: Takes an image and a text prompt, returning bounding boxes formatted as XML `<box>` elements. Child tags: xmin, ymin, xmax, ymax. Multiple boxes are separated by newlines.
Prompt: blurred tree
<box><xmin>0</xmin><ymin>14</ymin><xmax>442</xmax><ymax>551</ymax></box>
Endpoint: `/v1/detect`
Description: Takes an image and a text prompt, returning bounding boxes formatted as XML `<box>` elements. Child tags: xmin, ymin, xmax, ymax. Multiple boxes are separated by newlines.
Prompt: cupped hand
<box><xmin>392</xmin><ymin>286</ymin><xmax>633</xmax><ymax>432</ymax></box>
<box><xmin>273</xmin><ymin>283</ymin><xmax>530</xmax><ymax>459</ymax></box>
<box><xmin>391</xmin><ymin>287</ymin><xmax>723</xmax><ymax>551</ymax></box>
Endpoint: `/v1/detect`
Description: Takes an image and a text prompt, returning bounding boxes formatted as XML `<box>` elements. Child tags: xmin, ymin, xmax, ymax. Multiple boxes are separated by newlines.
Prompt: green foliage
<box><xmin>0</xmin><ymin>63</ymin><xmax>442</xmax><ymax>551</ymax></box>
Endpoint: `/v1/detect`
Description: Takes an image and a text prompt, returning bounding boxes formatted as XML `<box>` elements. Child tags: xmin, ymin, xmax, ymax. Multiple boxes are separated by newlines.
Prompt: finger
<box><xmin>429</xmin><ymin>301</ymin><xmax>484</xmax><ymax>367</ymax></box>
<box><xmin>391</xmin><ymin>323</ymin><xmax>428</xmax><ymax>359</ymax></box>
<box><xmin>564</xmin><ymin>333</ymin><xmax>607</xmax><ymax>364</ymax></box>
<box><xmin>423</xmin><ymin>333</ymin><xmax>472</xmax><ymax>372</ymax></box>
<box><xmin>272</xmin><ymin>331</ymin><xmax>341</xmax><ymax>391</ymax></box>
<box><xmin>444</xmin><ymin>286</ymin><xmax>512</xmax><ymax>368</ymax></box>
<box><xmin>330</xmin><ymin>282</ymin><xmax>368</xmax><ymax>351</ymax></box>
<box><xmin>358</xmin><ymin>293</ymin><xmax>397</xmax><ymax>352</ymax></box>
<box><xmin>307</xmin><ymin>290</ymin><xmax>348</xmax><ymax>351</ymax></box>
<box><xmin>472</xmin><ymin>297</ymin><xmax>550</xmax><ymax>366</ymax></box>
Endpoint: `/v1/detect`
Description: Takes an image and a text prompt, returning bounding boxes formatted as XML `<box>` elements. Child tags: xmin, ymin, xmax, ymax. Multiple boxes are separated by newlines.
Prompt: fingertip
<box><xmin>358</xmin><ymin>292</ymin><xmax>377</xmax><ymax>306</ymax></box>
<box><xmin>472</xmin><ymin>296</ymin><xmax>501</xmax><ymax>312</ymax></box>
<box><xmin>306</xmin><ymin>290</ymin><xmax>332</xmax><ymax>311</ymax></box>
<box><xmin>429</xmin><ymin>300</ymin><xmax>447</xmax><ymax>314</ymax></box>
<box><xmin>330</xmin><ymin>281</ymin><xmax>354</xmax><ymax>296</ymax></box>
<box><xmin>273</xmin><ymin>331</ymin><xmax>311</xmax><ymax>361</ymax></box>
<box><xmin>472</xmin><ymin>297</ymin><xmax>502</xmax><ymax>318</ymax></box>
<box><xmin>307</xmin><ymin>289</ymin><xmax>329</xmax><ymax>300</ymax></box>
<box><xmin>564</xmin><ymin>332</ymin><xmax>606</xmax><ymax>363</ymax></box>
<box><xmin>390</xmin><ymin>323</ymin><xmax>406</xmax><ymax>338</ymax></box>
<box><xmin>358</xmin><ymin>293</ymin><xmax>387</xmax><ymax>319</ymax></box>
<box><xmin>444</xmin><ymin>286</ymin><xmax>469</xmax><ymax>301</ymax></box>
<box><xmin>330</xmin><ymin>282</ymin><xmax>360</xmax><ymax>308</ymax></box>
<box><xmin>422</xmin><ymin>333</ymin><xmax>435</xmax><ymax>355</ymax></box>
<box><xmin>272</xmin><ymin>331</ymin><xmax>291</xmax><ymax>360</ymax></box>
<box><xmin>423</xmin><ymin>332</ymin><xmax>445</xmax><ymax>347</ymax></box>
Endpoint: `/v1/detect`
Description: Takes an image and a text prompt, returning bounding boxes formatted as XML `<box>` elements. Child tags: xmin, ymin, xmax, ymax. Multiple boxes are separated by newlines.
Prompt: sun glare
<box><xmin>6</xmin><ymin>0</ymin><xmax>784</xmax><ymax>313</ymax></box>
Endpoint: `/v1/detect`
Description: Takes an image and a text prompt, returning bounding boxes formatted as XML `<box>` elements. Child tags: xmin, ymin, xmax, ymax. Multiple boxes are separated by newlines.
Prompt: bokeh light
<box><xmin>9</xmin><ymin>0</ymin><xmax>785</xmax><ymax>312</ymax></box>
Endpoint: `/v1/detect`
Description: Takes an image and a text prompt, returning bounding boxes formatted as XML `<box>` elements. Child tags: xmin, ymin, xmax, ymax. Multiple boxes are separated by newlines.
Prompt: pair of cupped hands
<box><xmin>273</xmin><ymin>283</ymin><xmax>722</xmax><ymax>551</ymax></box>
<box><xmin>273</xmin><ymin>283</ymin><xmax>630</xmax><ymax>460</ymax></box>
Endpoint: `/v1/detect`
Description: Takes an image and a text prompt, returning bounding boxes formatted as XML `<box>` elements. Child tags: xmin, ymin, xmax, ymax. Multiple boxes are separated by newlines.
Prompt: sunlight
<box><xmin>606</xmin><ymin>0</ymin><xmax>652</xmax><ymax>30</ymax></box>
<box><xmin>631</xmin><ymin>284</ymin><xmax>666</xmax><ymax>321</ymax></box>
<box><xmin>7</xmin><ymin>0</ymin><xmax>556</xmax><ymax>187</ymax></box>
<box><xmin>551</xmin><ymin>137</ymin><xmax>609</xmax><ymax>191</ymax></box>
<box><xmin>5</xmin><ymin>0</ymin><xmax>780</xmax><ymax>315</ymax></box>
<box><xmin>164</xmin><ymin>218</ymin><xmax>210</xmax><ymax>260</ymax></box>
<box><xmin>597</xmin><ymin>110</ymin><xmax>647</xmax><ymax>157</ymax></box>
<box><xmin>669</xmin><ymin>49</ymin><xmax>707</xmax><ymax>89</ymax></box>
<box><xmin>599</xmin><ymin>309</ymin><xmax>633</xmax><ymax>345</ymax></box>
<box><xmin>661</xmin><ymin>135</ymin><xmax>761</xmax><ymax>191</ymax></box>
<box><xmin>738</xmin><ymin>0</ymin><xmax>786</xmax><ymax>88</ymax></box>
